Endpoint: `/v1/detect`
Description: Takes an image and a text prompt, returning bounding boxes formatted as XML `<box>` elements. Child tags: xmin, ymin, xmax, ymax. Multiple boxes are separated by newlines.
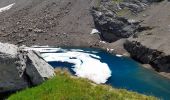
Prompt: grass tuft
<box><xmin>8</xmin><ymin>69</ymin><xmax>158</xmax><ymax>100</ymax></box>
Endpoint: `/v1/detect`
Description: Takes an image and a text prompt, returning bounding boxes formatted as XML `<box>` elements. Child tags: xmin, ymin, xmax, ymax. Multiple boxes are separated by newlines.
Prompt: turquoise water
<box><xmin>47</xmin><ymin>48</ymin><xmax>170</xmax><ymax>100</ymax></box>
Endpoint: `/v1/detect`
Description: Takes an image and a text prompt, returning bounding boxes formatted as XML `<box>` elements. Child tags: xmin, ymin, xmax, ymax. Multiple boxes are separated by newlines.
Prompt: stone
<box><xmin>0</xmin><ymin>43</ymin><xmax>28</xmax><ymax>93</ymax></box>
<box><xmin>25</xmin><ymin>51</ymin><xmax>55</xmax><ymax>85</ymax></box>
<box><xmin>0</xmin><ymin>42</ymin><xmax>55</xmax><ymax>93</ymax></box>
<box><xmin>91</xmin><ymin>7</ymin><xmax>140</xmax><ymax>42</ymax></box>
<box><xmin>34</xmin><ymin>28</ymin><xmax>45</xmax><ymax>33</ymax></box>
<box><xmin>0</xmin><ymin>42</ymin><xmax>18</xmax><ymax>58</ymax></box>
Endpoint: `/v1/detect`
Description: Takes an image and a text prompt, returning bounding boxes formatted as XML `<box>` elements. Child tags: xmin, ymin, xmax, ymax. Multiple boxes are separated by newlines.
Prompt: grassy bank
<box><xmin>8</xmin><ymin>69</ymin><xmax>157</xmax><ymax>100</ymax></box>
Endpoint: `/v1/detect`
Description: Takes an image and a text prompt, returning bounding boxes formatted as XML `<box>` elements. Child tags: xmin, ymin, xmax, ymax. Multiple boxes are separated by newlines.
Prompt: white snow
<box><xmin>116</xmin><ymin>54</ymin><xmax>123</xmax><ymax>57</ymax></box>
<box><xmin>26</xmin><ymin>47</ymin><xmax>112</xmax><ymax>84</ymax></box>
<box><xmin>99</xmin><ymin>41</ymin><xmax>106</xmax><ymax>44</ymax></box>
<box><xmin>128</xmin><ymin>19</ymin><xmax>136</xmax><ymax>24</ymax></box>
<box><xmin>24</xmin><ymin>47</ymin><xmax>62</xmax><ymax>52</ymax></box>
<box><xmin>90</xmin><ymin>29</ymin><xmax>100</xmax><ymax>34</ymax></box>
<box><xmin>0</xmin><ymin>3</ymin><xmax>15</xmax><ymax>13</ymax></box>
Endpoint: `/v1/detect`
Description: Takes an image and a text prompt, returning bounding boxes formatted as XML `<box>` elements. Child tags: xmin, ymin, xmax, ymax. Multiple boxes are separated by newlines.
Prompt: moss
<box><xmin>116</xmin><ymin>8</ymin><xmax>131</xmax><ymax>16</ymax></box>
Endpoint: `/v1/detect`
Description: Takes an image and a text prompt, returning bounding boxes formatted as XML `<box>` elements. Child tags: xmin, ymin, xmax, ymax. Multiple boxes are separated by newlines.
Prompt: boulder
<box><xmin>0</xmin><ymin>43</ymin><xmax>28</xmax><ymax>93</ymax></box>
<box><xmin>0</xmin><ymin>42</ymin><xmax>55</xmax><ymax>93</ymax></box>
<box><xmin>0</xmin><ymin>42</ymin><xmax>18</xmax><ymax>58</ymax></box>
<box><xmin>25</xmin><ymin>51</ymin><xmax>55</xmax><ymax>85</ymax></box>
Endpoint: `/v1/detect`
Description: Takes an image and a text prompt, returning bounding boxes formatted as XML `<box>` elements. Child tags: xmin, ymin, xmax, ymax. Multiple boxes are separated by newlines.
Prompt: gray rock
<box><xmin>33</xmin><ymin>28</ymin><xmax>45</xmax><ymax>33</ymax></box>
<box><xmin>120</xmin><ymin>2</ymin><xmax>144</xmax><ymax>13</ymax></box>
<box><xmin>0</xmin><ymin>43</ymin><xmax>28</xmax><ymax>93</ymax></box>
<box><xmin>0</xmin><ymin>42</ymin><xmax>55</xmax><ymax>93</ymax></box>
<box><xmin>91</xmin><ymin>7</ymin><xmax>140</xmax><ymax>42</ymax></box>
<box><xmin>25</xmin><ymin>50</ymin><xmax>55</xmax><ymax>85</ymax></box>
<box><xmin>124</xmin><ymin>40</ymin><xmax>170</xmax><ymax>72</ymax></box>
<box><xmin>91</xmin><ymin>0</ymin><xmax>161</xmax><ymax>42</ymax></box>
<box><xmin>0</xmin><ymin>42</ymin><xmax>18</xmax><ymax>58</ymax></box>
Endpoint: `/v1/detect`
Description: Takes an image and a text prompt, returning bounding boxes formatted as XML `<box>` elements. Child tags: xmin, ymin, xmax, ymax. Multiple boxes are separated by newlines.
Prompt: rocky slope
<box><xmin>0</xmin><ymin>0</ymin><xmax>99</xmax><ymax>46</ymax></box>
<box><xmin>124</xmin><ymin>0</ymin><xmax>170</xmax><ymax>77</ymax></box>
<box><xmin>91</xmin><ymin>0</ymin><xmax>170</xmax><ymax>78</ymax></box>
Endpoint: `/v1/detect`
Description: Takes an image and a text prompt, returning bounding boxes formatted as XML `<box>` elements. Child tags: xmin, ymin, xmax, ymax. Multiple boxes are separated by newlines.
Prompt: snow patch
<box><xmin>0</xmin><ymin>3</ymin><xmax>15</xmax><ymax>13</ymax></box>
<box><xmin>90</xmin><ymin>29</ymin><xmax>100</xmax><ymax>34</ymax></box>
<box><xmin>99</xmin><ymin>41</ymin><xmax>106</xmax><ymax>44</ymax></box>
<box><xmin>128</xmin><ymin>19</ymin><xmax>136</xmax><ymax>24</ymax></box>
<box><xmin>26</xmin><ymin>47</ymin><xmax>111</xmax><ymax>84</ymax></box>
<box><xmin>116</xmin><ymin>54</ymin><xmax>123</xmax><ymax>57</ymax></box>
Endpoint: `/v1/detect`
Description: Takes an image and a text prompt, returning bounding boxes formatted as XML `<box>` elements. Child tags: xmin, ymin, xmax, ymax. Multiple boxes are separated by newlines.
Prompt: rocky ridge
<box><xmin>123</xmin><ymin>0</ymin><xmax>170</xmax><ymax>76</ymax></box>
<box><xmin>91</xmin><ymin>0</ymin><xmax>162</xmax><ymax>42</ymax></box>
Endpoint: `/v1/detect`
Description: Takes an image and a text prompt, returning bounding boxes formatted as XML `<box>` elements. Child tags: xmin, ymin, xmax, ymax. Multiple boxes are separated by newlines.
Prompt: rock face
<box><xmin>91</xmin><ymin>0</ymin><xmax>148</xmax><ymax>42</ymax></box>
<box><xmin>91</xmin><ymin>0</ymin><xmax>164</xmax><ymax>42</ymax></box>
<box><xmin>124</xmin><ymin>40</ymin><xmax>170</xmax><ymax>73</ymax></box>
<box><xmin>123</xmin><ymin>0</ymin><xmax>170</xmax><ymax>76</ymax></box>
<box><xmin>0</xmin><ymin>43</ymin><xmax>55</xmax><ymax>93</ymax></box>
<box><xmin>91</xmin><ymin>7</ymin><xmax>140</xmax><ymax>42</ymax></box>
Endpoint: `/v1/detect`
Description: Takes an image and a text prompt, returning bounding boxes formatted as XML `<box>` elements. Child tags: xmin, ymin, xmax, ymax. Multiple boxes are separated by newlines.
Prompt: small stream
<box><xmin>32</xmin><ymin>47</ymin><xmax>170</xmax><ymax>100</ymax></box>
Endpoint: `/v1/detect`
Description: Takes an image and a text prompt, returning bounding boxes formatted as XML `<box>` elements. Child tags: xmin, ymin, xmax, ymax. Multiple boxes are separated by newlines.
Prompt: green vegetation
<box><xmin>116</xmin><ymin>8</ymin><xmax>131</xmax><ymax>17</ymax></box>
<box><xmin>112</xmin><ymin>0</ymin><xmax>123</xmax><ymax>3</ymax></box>
<box><xmin>8</xmin><ymin>69</ymin><xmax>157</xmax><ymax>100</ymax></box>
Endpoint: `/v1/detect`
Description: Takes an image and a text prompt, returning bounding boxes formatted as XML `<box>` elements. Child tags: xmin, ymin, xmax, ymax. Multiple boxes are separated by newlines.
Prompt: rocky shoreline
<box><xmin>90</xmin><ymin>0</ymin><xmax>170</xmax><ymax>79</ymax></box>
<box><xmin>124</xmin><ymin>40</ymin><xmax>170</xmax><ymax>79</ymax></box>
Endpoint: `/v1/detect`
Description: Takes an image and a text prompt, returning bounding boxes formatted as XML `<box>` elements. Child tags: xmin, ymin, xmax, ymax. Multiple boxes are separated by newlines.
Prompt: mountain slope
<box><xmin>0</xmin><ymin>0</ymin><xmax>99</xmax><ymax>46</ymax></box>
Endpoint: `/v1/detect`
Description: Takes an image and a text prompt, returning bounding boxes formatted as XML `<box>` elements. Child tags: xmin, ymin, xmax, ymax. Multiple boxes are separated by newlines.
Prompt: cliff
<box><xmin>124</xmin><ymin>40</ymin><xmax>170</xmax><ymax>73</ymax></box>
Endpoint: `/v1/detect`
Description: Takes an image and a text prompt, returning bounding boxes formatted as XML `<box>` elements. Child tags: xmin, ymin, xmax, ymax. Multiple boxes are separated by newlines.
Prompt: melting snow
<box><xmin>26</xmin><ymin>47</ymin><xmax>111</xmax><ymax>84</ymax></box>
<box><xmin>0</xmin><ymin>3</ymin><xmax>15</xmax><ymax>13</ymax></box>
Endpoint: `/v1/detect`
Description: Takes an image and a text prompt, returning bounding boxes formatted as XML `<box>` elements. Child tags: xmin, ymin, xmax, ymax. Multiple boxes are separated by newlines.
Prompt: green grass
<box><xmin>8</xmin><ymin>69</ymin><xmax>157</xmax><ymax>100</ymax></box>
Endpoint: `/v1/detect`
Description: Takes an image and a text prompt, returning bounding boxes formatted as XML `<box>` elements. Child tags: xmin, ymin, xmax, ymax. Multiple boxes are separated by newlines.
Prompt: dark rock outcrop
<box><xmin>124</xmin><ymin>40</ymin><xmax>170</xmax><ymax>72</ymax></box>
<box><xmin>91</xmin><ymin>7</ymin><xmax>140</xmax><ymax>42</ymax></box>
<box><xmin>91</xmin><ymin>0</ymin><xmax>150</xmax><ymax>42</ymax></box>
<box><xmin>0</xmin><ymin>43</ymin><xmax>28</xmax><ymax>93</ymax></box>
<box><xmin>91</xmin><ymin>0</ymin><xmax>164</xmax><ymax>42</ymax></box>
<box><xmin>0</xmin><ymin>43</ymin><xmax>55</xmax><ymax>93</ymax></box>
